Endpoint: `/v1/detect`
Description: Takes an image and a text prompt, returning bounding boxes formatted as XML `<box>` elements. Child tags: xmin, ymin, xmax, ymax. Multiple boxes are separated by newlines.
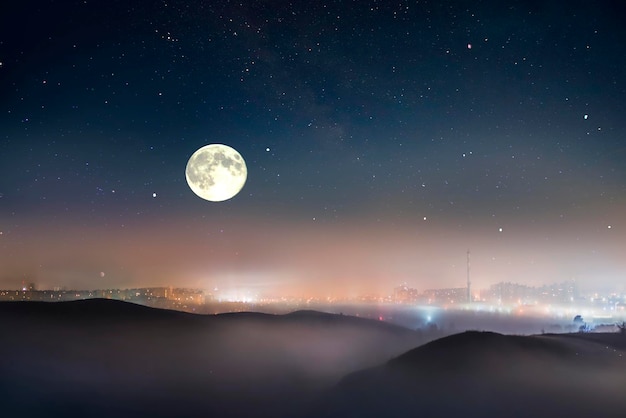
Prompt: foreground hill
<box><xmin>313</xmin><ymin>330</ymin><xmax>626</xmax><ymax>418</ymax></box>
<box><xmin>0</xmin><ymin>299</ymin><xmax>424</xmax><ymax>418</ymax></box>
<box><xmin>4</xmin><ymin>299</ymin><xmax>624</xmax><ymax>418</ymax></box>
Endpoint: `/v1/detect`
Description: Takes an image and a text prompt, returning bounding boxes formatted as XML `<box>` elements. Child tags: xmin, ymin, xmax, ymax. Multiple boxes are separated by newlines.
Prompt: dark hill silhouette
<box><xmin>388</xmin><ymin>331</ymin><xmax>577</xmax><ymax>372</ymax></box>
<box><xmin>0</xmin><ymin>299</ymin><xmax>425</xmax><ymax>418</ymax></box>
<box><xmin>217</xmin><ymin>308</ymin><xmax>414</xmax><ymax>334</ymax></box>
<box><xmin>0</xmin><ymin>299</ymin><xmax>414</xmax><ymax>332</ymax></box>
<box><xmin>4</xmin><ymin>300</ymin><xmax>625</xmax><ymax>418</ymax></box>
<box><xmin>0</xmin><ymin>298</ymin><xmax>189</xmax><ymax>320</ymax></box>
<box><xmin>313</xmin><ymin>331</ymin><xmax>626</xmax><ymax>418</ymax></box>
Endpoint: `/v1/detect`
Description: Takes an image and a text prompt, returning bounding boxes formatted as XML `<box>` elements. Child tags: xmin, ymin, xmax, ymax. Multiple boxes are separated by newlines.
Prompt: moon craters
<box><xmin>185</xmin><ymin>144</ymin><xmax>247</xmax><ymax>202</ymax></box>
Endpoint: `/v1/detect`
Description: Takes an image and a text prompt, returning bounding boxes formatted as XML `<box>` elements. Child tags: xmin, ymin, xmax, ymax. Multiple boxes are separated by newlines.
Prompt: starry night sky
<box><xmin>1</xmin><ymin>0</ymin><xmax>625</xmax><ymax>296</ymax></box>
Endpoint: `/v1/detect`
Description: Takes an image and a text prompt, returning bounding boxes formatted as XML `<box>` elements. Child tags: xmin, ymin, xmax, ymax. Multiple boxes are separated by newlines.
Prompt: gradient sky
<box><xmin>1</xmin><ymin>0</ymin><xmax>625</xmax><ymax>296</ymax></box>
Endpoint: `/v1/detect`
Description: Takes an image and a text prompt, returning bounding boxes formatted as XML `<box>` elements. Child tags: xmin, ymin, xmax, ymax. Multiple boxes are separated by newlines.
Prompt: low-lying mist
<box><xmin>1</xmin><ymin>300</ymin><xmax>624</xmax><ymax>418</ymax></box>
<box><xmin>0</xmin><ymin>301</ymin><xmax>426</xmax><ymax>417</ymax></box>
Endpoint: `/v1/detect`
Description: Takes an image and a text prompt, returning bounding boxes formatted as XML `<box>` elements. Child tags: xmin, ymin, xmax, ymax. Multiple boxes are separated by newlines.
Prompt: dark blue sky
<box><xmin>1</xmin><ymin>1</ymin><xmax>625</xmax><ymax>295</ymax></box>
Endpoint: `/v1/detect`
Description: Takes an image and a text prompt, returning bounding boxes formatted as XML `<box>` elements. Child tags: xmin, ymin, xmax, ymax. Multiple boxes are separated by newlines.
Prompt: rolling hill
<box><xmin>313</xmin><ymin>330</ymin><xmax>626</xmax><ymax>418</ymax></box>
<box><xmin>3</xmin><ymin>299</ymin><xmax>624</xmax><ymax>418</ymax></box>
<box><xmin>0</xmin><ymin>299</ymin><xmax>423</xmax><ymax>418</ymax></box>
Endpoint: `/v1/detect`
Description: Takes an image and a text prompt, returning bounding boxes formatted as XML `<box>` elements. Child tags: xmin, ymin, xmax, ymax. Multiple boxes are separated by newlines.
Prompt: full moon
<box><xmin>185</xmin><ymin>144</ymin><xmax>247</xmax><ymax>202</ymax></box>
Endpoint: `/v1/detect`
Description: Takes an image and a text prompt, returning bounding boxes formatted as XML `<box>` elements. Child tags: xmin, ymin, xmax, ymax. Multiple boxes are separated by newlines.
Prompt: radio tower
<box><xmin>466</xmin><ymin>249</ymin><xmax>471</xmax><ymax>303</ymax></box>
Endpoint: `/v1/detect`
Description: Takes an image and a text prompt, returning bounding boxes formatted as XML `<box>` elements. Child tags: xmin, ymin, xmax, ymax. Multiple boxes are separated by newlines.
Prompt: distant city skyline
<box><xmin>2</xmin><ymin>279</ymin><xmax>624</xmax><ymax>330</ymax></box>
<box><xmin>2</xmin><ymin>275</ymin><xmax>622</xmax><ymax>304</ymax></box>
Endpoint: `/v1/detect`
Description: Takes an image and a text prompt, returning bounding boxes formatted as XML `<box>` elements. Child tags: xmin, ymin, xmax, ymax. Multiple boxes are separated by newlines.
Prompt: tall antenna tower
<box><xmin>466</xmin><ymin>249</ymin><xmax>471</xmax><ymax>303</ymax></box>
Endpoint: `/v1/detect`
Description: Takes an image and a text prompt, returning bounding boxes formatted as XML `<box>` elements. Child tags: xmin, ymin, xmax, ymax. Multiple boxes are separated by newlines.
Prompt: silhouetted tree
<box><xmin>574</xmin><ymin>315</ymin><xmax>588</xmax><ymax>333</ymax></box>
<box><xmin>618</xmin><ymin>321</ymin><xmax>626</xmax><ymax>335</ymax></box>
